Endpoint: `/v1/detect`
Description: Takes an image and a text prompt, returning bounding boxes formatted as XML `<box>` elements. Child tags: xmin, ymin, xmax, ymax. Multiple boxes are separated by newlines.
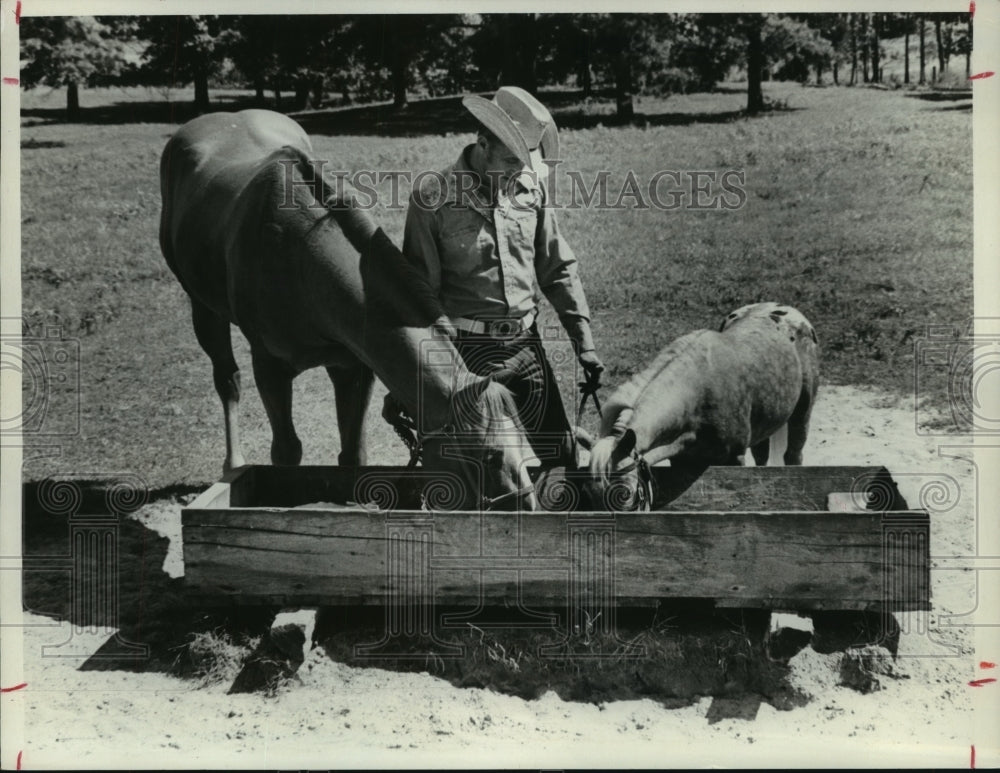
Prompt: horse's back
<box><xmin>159</xmin><ymin>111</ymin><xmax>316</xmax><ymax>317</ymax></box>
<box><xmin>720</xmin><ymin>302</ymin><xmax>819</xmax><ymax>396</ymax></box>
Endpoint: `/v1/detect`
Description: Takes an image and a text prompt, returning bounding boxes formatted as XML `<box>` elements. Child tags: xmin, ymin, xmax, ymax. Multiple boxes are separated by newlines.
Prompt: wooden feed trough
<box><xmin>181</xmin><ymin>465</ymin><xmax>930</xmax><ymax>618</ymax></box>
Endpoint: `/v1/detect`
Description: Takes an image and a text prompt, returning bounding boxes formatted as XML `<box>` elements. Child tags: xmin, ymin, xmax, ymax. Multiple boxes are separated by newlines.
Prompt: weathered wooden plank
<box><xmin>182</xmin><ymin>508</ymin><xmax>929</xmax><ymax>611</ymax></box>
<box><xmin>221</xmin><ymin>465</ymin><xmax>908</xmax><ymax>512</ymax></box>
<box><xmin>651</xmin><ymin>466</ymin><xmax>908</xmax><ymax>512</ymax></box>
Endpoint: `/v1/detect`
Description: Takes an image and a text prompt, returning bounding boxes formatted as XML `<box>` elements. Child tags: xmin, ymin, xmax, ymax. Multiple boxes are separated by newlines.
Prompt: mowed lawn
<box><xmin>17</xmin><ymin>82</ymin><xmax>972</xmax><ymax>488</ymax></box>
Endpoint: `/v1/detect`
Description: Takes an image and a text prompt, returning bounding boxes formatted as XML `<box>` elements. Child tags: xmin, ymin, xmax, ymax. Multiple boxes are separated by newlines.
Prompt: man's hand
<box><xmin>578</xmin><ymin>350</ymin><xmax>605</xmax><ymax>387</ymax></box>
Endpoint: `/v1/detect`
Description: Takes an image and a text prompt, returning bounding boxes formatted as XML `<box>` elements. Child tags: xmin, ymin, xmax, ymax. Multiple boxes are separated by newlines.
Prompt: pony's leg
<box><xmin>250</xmin><ymin>344</ymin><xmax>302</xmax><ymax>466</ymax></box>
<box><xmin>327</xmin><ymin>360</ymin><xmax>374</xmax><ymax>466</ymax></box>
<box><xmin>750</xmin><ymin>439</ymin><xmax>771</xmax><ymax>466</ymax></box>
<box><xmin>190</xmin><ymin>298</ymin><xmax>245</xmax><ymax>474</ymax></box>
<box><xmin>784</xmin><ymin>391</ymin><xmax>815</xmax><ymax>466</ymax></box>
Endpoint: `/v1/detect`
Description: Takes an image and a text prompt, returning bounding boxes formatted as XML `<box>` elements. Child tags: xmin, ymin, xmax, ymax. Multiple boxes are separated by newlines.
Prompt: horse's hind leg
<box><xmin>327</xmin><ymin>360</ymin><xmax>374</xmax><ymax>466</ymax></box>
<box><xmin>190</xmin><ymin>298</ymin><xmax>245</xmax><ymax>474</ymax></box>
<box><xmin>784</xmin><ymin>391</ymin><xmax>815</xmax><ymax>466</ymax></box>
<box><xmin>250</xmin><ymin>344</ymin><xmax>302</xmax><ymax>466</ymax></box>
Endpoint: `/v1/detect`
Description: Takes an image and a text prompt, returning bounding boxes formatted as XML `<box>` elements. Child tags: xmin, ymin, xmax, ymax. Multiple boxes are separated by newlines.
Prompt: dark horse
<box><xmin>160</xmin><ymin>110</ymin><xmax>536</xmax><ymax>510</ymax></box>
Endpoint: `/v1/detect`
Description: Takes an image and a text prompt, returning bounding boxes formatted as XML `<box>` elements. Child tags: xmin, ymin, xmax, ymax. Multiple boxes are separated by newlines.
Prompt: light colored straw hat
<box><xmin>462</xmin><ymin>86</ymin><xmax>560</xmax><ymax>177</ymax></box>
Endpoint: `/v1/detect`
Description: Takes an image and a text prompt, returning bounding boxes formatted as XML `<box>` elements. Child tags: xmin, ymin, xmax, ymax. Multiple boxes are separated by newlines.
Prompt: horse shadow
<box><xmin>21</xmin><ymin>479</ymin><xmax>276</xmax><ymax>675</ymax></box>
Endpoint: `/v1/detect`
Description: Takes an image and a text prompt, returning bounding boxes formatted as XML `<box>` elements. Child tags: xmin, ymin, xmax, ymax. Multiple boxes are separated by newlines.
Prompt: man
<box><xmin>403</xmin><ymin>86</ymin><xmax>603</xmax><ymax>468</ymax></box>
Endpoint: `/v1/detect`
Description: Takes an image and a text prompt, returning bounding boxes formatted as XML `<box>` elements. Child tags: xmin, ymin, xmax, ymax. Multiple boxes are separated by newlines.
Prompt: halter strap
<box><xmin>612</xmin><ymin>451</ymin><xmax>654</xmax><ymax>511</ymax></box>
<box><xmin>480</xmin><ymin>482</ymin><xmax>536</xmax><ymax>511</ymax></box>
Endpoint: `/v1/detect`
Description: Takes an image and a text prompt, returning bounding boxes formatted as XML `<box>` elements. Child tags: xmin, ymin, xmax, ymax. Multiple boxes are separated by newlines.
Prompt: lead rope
<box><xmin>577</xmin><ymin>370</ymin><xmax>604</xmax><ymax>425</ymax></box>
<box><xmin>383</xmin><ymin>395</ymin><xmax>422</xmax><ymax>467</ymax></box>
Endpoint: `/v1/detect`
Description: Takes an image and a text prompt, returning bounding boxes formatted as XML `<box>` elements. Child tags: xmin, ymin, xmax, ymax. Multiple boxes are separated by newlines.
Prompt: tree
<box><xmin>919</xmin><ymin>15</ymin><xmax>926</xmax><ymax>84</ymax></box>
<box><xmin>870</xmin><ymin>13</ymin><xmax>881</xmax><ymax>83</ymax></box>
<box><xmin>135</xmin><ymin>15</ymin><xmax>230</xmax><ymax>112</ymax></box>
<box><xmin>746</xmin><ymin>16</ymin><xmax>765</xmax><ymax>112</ymax></box>
<box><xmin>19</xmin><ymin>16</ymin><xmax>130</xmax><ymax>120</ymax></box>
<box><xmin>849</xmin><ymin>13</ymin><xmax>858</xmax><ymax>85</ymax></box>
<box><xmin>350</xmin><ymin>15</ymin><xmax>466</xmax><ymax>110</ymax></box>
<box><xmin>768</xmin><ymin>15</ymin><xmax>835</xmax><ymax>85</ymax></box>
<box><xmin>904</xmin><ymin>14</ymin><xmax>911</xmax><ymax>84</ymax></box>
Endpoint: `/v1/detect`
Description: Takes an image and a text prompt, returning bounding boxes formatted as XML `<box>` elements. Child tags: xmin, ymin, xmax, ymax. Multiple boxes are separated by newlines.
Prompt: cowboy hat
<box><xmin>462</xmin><ymin>86</ymin><xmax>560</xmax><ymax>177</ymax></box>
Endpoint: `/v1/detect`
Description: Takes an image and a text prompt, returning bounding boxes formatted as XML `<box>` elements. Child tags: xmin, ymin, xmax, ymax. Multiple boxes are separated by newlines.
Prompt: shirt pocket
<box><xmin>440</xmin><ymin>219</ymin><xmax>487</xmax><ymax>274</ymax></box>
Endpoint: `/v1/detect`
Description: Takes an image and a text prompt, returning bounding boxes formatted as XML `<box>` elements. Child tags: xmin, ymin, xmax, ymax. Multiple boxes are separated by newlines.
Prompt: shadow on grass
<box><xmin>21</xmin><ymin>478</ymin><xmax>277</xmax><ymax>675</ymax></box>
<box><xmin>20</xmin><ymin>87</ymin><xmax>795</xmax><ymax>136</ymax></box>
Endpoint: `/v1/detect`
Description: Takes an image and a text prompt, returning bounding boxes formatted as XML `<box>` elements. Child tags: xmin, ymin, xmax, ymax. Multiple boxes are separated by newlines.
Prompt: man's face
<box><xmin>482</xmin><ymin>136</ymin><xmax>526</xmax><ymax>196</ymax></box>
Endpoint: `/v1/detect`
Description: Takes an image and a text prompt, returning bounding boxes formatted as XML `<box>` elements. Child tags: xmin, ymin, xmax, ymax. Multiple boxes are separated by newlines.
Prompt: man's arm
<box><xmin>403</xmin><ymin>191</ymin><xmax>443</xmax><ymax>295</ymax></box>
<box><xmin>534</xmin><ymin>206</ymin><xmax>596</xmax><ymax>356</ymax></box>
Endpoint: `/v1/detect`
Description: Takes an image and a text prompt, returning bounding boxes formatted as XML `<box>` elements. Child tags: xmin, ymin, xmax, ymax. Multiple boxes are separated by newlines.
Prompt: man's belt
<box><xmin>450</xmin><ymin>310</ymin><xmax>536</xmax><ymax>338</ymax></box>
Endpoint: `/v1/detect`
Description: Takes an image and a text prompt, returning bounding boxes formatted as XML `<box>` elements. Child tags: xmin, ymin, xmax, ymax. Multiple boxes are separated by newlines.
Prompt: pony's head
<box><xmin>420</xmin><ymin>378</ymin><xmax>537</xmax><ymax>512</ymax></box>
<box><xmin>587</xmin><ymin>415</ymin><xmax>653</xmax><ymax>512</ymax></box>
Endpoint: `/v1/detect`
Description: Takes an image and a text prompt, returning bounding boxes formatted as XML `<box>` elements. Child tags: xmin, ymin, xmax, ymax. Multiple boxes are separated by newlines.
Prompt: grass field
<box><xmin>17</xmin><ymin>80</ymin><xmax>973</xmax><ymax>488</ymax></box>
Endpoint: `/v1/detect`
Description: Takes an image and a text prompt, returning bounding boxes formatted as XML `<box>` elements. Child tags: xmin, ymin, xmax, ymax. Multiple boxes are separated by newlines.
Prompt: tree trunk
<box><xmin>935</xmin><ymin>19</ymin><xmax>945</xmax><ymax>74</ymax></box>
<box><xmin>500</xmin><ymin>14</ymin><xmax>539</xmax><ymax>93</ymax></box>
<box><xmin>967</xmin><ymin>14</ymin><xmax>972</xmax><ymax>79</ymax></box>
<box><xmin>919</xmin><ymin>16</ymin><xmax>926</xmax><ymax>84</ymax></box>
<box><xmin>833</xmin><ymin>61</ymin><xmax>839</xmax><ymax>86</ymax></box>
<box><xmin>194</xmin><ymin>68</ymin><xmax>210</xmax><ymax>113</ymax></box>
<box><xmin>312</xmin><ymin>77</ymin><xmax>324</xmax><ymax>110</ymax></box>
<box><xmin>746</xmin><ymin>17</ymin><xmax>765</xmax><ymax>114</ymax></box>
<box><xmin>294</xmin><ymin>80</ymin><xmax>311</xmax><ymax>111</ymax></box>
<box><xmin>518</xmin><ymin>14</ymin><xmax>539</xmax><ymax>93</ymax></box>
<box><xmin>904</xmin><ymin>19</ymin><xmax>910</xmax><ymax>84</ymax></box>
<box><xmin>861</xmin><ymin>14</ymin><xmax>869</xmax><ymax>82</ymax></box>
<box><xmin>871</xmin><ymin>13</ymin><xmax>881</xmax><ymax>83</ymax></box>
<box><xmin>66</xmin><ymin>82</ymin><xmax>80</xmax><ymax>120</ymax></box>
<box><xmin>614</xmin><ymin>47</ymin><xmax>634</xmax><ymax>121</ymax></box>
<box><xmin>255</xmin><ymin>76</ymin><xmax>265</xmax><ymax>106</ymax></box>
<box><xmin>816</xmin><ymin>64</ymin><xmax>823</xmax><ymax>85</ymax></box>
<box><xmin>390</xmin><ymin>45</ymin><xmax>409</xmax><ymax>109</ymax></box>
<box><xmin>580</xmin><ymin>31</ymin><xmax>592</xmax><ymax>97</ymax></box>
<box><xmin>943</xmin><ymin>22</ymin><xmax>952</xmax><ymax>72</ymax></box>
<box><xmin>849</xmin><ymin>13</ymin><xmax>857</xmax><ymax>85</ymax></box>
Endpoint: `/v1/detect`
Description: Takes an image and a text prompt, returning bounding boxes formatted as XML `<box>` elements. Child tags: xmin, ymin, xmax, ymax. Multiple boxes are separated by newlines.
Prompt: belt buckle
<box><xmin>483</xmin><ymin>318</ymin><xmax>515</xmax><ymax>338</ymax></box>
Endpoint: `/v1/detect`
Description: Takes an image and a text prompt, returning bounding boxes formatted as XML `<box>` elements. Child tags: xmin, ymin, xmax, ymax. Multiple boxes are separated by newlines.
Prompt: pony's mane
<box><xmin>474</xmin><ymin>381</ymin><xmax>525</xmax><ymax>448</ymax></box>
<box><xmin>600</xmin><ymin>331</ymin><xmax>707</xmax><ymax>437</ymax></box>
<box><xmin>588</xmin><ymin>436</ymin><xmax>619</xmax><ymax>487</ymax></box>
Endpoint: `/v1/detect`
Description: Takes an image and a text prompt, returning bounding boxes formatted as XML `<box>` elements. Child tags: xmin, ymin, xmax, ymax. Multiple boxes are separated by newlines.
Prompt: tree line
<box><xmin>20</xmin><ymin>12</ymin><xmax>972</xmax><ymax>121</ymax></box>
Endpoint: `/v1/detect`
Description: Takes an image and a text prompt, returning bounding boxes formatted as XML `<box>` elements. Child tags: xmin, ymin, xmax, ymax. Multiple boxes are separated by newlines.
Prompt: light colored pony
<box><xmin>160</xmin><ymin>109</ymin><xmax>536</xmax><ymax>510</ymax></box>
<box><xmin>588</xmin><ymin>303</ymin><xmax>819</xmax><ymax>509</ymax></box>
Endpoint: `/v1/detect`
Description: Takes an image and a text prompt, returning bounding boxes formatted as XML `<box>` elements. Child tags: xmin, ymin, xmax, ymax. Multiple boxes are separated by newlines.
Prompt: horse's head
<box><xmin>419</xmin><ymin>378</ymin><xmax>537</xmax><ymax>512</ymax></box>
<box><xmin>587</xmin><ymin>425</ymin><xmax>654</xmax><ymax>512</ymax></box>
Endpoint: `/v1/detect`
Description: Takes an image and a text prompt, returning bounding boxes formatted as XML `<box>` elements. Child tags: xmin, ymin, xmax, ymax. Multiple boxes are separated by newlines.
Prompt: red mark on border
<box><xmin>14</xmin><ymin>1</ymin><xmax>21</xmax><ymax>24</ymax></box>
<box><xmin>3</xmin><ymin>77</ymin><xmax>19</xmax><ymax>86</ymax></box>
<box><xmin>16</xmin><ymin>750</ymin><xmax>22</xmax><ymax>770</ymax></box>
<box><xmin>969</xmin><ymin>72</ymin><xmax>995</xmax><ymax>81</ymax></box>
<box><xmin>981</xmin><ymin>661</ymin><xmax>996</xmax><ymax>669</ymax></box>
<box><xmin>1</xmin><ymin>682</ymin><xmax>26</xmax><ymax>693</ymax></box>
<box><xmin>968</xmin><ymin>677</ymin><xmax>996</xmax><ymax>687</ymax></box>
<box><xmin>971</xmin><ymin>744</ymin><xmax>976</xmax><ymax>769</ymax></box>
<box><xmin>970</xmin><ymin>1</ymin><xmax>975</xmax><ymax>18</ymax></box>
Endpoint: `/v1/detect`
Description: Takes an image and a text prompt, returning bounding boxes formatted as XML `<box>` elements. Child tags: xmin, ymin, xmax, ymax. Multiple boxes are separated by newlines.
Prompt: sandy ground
<box><xmin>7</xmin><ymin>385</ymin><xmax>999</xmax><ymax>769</ymax></box>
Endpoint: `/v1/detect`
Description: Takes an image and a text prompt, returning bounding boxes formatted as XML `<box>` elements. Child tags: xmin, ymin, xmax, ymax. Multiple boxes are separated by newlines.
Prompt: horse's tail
<box><xmin>281</xmin><ymin>144</ymin><xmax>377</xmax><ymax>254</ymax></box>
<box><xmin>588</xmin><ymin>436</ymin><xmax>619</xmax><ymax>487</ymax></box>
